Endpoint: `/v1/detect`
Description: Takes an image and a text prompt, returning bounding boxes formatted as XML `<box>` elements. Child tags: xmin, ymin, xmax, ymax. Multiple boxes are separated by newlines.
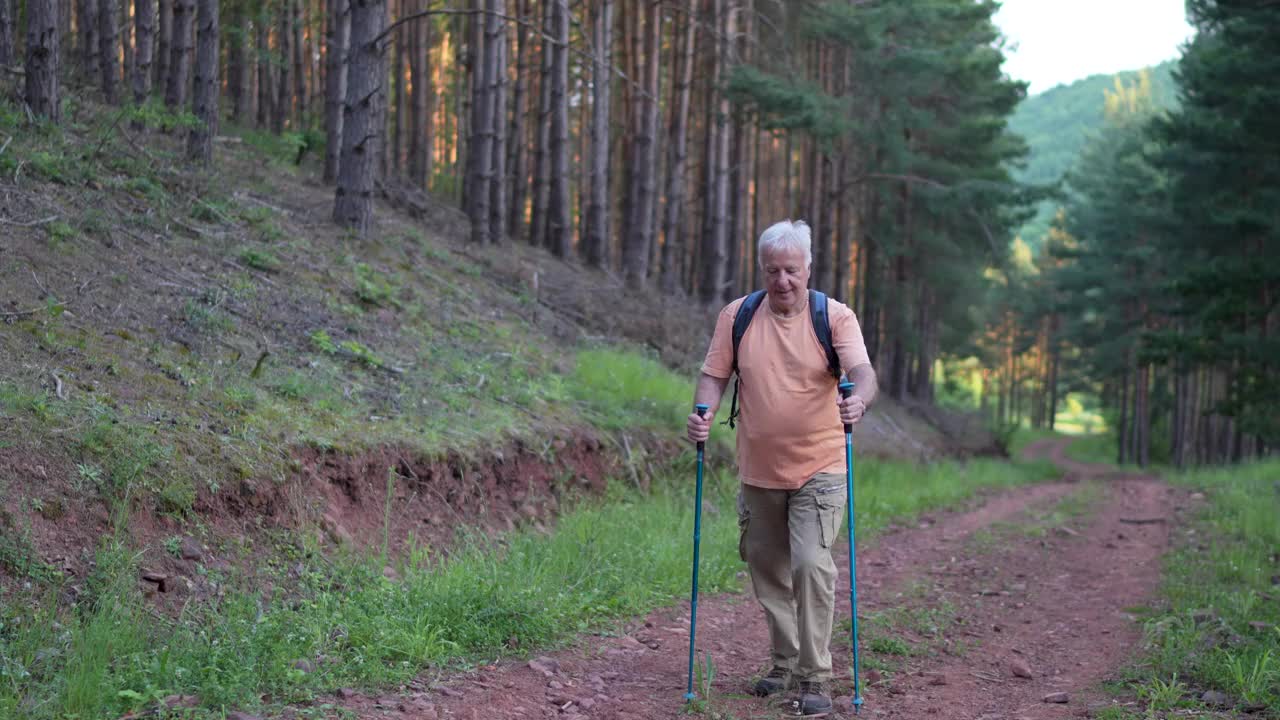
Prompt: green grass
<box><xmin>1065</xmin><ymin>433</ymin><xmax>1120</xmax><ymax>465</ymax></box>
<box><xmin>570</xmin><ymin>347</ymin><xmax>710</xmax><ymax>434</ymax></box>
<box><xmin>1124</xmin><ymin>460</ymin><xmax>1280</xmax><ymax>713</ymax></box>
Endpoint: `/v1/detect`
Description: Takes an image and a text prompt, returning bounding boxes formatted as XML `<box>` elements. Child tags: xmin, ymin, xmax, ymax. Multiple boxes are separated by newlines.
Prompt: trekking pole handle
<box><xmin>839</xmin><ymin>382</ymin><xmax>856</xmax><ymax>434</ymax></box>
<box><xmin>694</xmin><ymin>404</ymin><xmax>709</xmax><ymax>450</ymax></box>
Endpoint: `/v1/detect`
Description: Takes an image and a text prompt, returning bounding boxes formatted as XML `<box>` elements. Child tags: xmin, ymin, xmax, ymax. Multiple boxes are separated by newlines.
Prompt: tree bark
<box><xmin>528</xmin><ymin>0</ymin><xmax>552</xmax><ymax>247</ymax></box>
<box><xmin>132</xmin><ymin>0</ymin><xmax>155</xmax><ymax>107</ymax></box>
<box><xmin>406</xmin><ymin>0</ymin><xmax>425</xmax><ymax>186</ymax></box>
<box><xmin>323</xmin><ymin>0</ymin><xmax>349</xmax><ymax>182</ymax></box>
<box><xmin>292</xmin><ymin>0</ymin><xmax>306</xmax><ymax>125</ymax></box>
<box><xmin>659</xmin><ymin>0</ymin><xmax>694</xmax><ymax>294</ymax></box>
<box><xmin>0</xmin><ymin>0</ymin><xmax>13</xmax><ymax>68</ymax></box>
<box><xmin>227</xmin><ymin>0</ymin><xmax>247</xmax><ymax>123</ymax></box>
<box><xmin>392</xmin><ymin>0</ymin><xmax>405</xmax><ymax>175</ymax></box>
<box><xmin>506</xmin><ymin>0</ymin><xmax>530</xmax><ymax>236</ymax></box>
<box><xmin>164</xmin><ymin>0</ymin><xmax>193</xmax><ymax>108</ymax></box>
<box><xmin>99</xmin><ymin>0</ymin><xmax>120</xmax><ymax>103</ymax></box>
<box><xmin>464</xmin><ymin>0</ymin><xmax>493</xmax><ymax>243</ymax></box>
<box><xmin>546</xmin><ymin>0</ymin><xmax>570</xmax><ymax>257</ymax></box>
<box><xmin>154</xmin><ymin>0</ymin><xmax>170</xmax><ymax>91</ymax></box>
<box><xmin>332</xmin><ymin>0</ymin><xmax>386</xmax><ymax>234</ymax></box>
<box><xmin>622</xmin><ymin>0</ymin><xmax>659</xmax><ymax>286</ymax></box>
<box><xmin>79</xmin><ymin>0</ymin><xmax>99</xmax><ymax>76</ymax></box>
<box><xmin>274</xmin><ymin>0</ymin><xmax>293</xmax><ymax>131</ymax></box>
<box><xmin>186</xmin><ymin>0</ymin><xmax>218</xmax><ymax>163</ymax></box>
<box><xmin>699</xmin><ymin>0</ymin><xmax>732</xmax><ymax>304</ymax></box>
<box><xmin>25</xmin><ymin>0</ymin><xmax>61</xmax><ymax>122</ymax></box>
<box><xmin>583</xmin><ymin>0</ymin><xmax>612</xmax><ymax>267</ymax></box>
<box><xmin>255</xmin><ymin>7</ymin><xmax>271</xmax><ymax>128</ymax></box>
<box><xmin>488</xmin><ymin>0</ymin><xmax>508</xmax><ymax>243</ymax></box>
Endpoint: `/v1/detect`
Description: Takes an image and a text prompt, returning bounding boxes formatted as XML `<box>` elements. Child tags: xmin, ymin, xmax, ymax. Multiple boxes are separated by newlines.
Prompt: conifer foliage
<box><xmin>1002</xmin><ymin>0</ymin><xmax>1277</xmax><ymax>464</ymax></box>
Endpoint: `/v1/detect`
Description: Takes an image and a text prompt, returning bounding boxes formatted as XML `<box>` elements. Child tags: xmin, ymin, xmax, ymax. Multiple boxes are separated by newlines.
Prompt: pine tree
<box><xmin>25</xmin><ymin>0</ymin><xmax>61</xmax><ymax>122</ymax></box>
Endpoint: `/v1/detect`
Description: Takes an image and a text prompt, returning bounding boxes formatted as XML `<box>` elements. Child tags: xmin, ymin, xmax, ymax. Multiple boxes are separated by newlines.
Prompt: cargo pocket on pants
<box><xmin>815</xmin><ymin>490</ymin><xmax>845</xmax><ymax>549</ymax></box>
<box><xmin>736</xmin><ymin>490</ymin><xmax>750</xmax><ymax>562</ymax></box>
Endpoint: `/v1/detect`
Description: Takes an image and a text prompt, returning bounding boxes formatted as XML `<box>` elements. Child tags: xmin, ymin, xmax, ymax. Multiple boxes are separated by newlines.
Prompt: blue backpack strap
<box><xmin>731</xmin><ymin>290</ymin><xmax>768</xmax><ymax>374</ymax></box>
<box><xmin>809</xmin><ymin>289</ymin><xmax>841</xmax><ymax>379</ymax></box>
<box><xmin>726</xmin><ymin>290</ymin><xmax>767</xmax><ymax>429</ymax></box>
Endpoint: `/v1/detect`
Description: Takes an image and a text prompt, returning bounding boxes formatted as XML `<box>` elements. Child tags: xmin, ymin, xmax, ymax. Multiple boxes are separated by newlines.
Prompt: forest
<box><xmin>3</xmin><ymin>0</ymin><xmax>1275</xmax><ymax>461</ymax></box>
<box><xmin>2</xmin><ymin>1</ymin><xmax>1279</xmax><ymax>718</ymax></box>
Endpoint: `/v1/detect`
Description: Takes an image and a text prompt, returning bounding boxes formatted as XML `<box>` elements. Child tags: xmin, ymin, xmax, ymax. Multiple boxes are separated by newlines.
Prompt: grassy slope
<box><xmin>0</xmin><ymin>98</ymin><xmax>1047</xmax><ymax>719</ymax></box>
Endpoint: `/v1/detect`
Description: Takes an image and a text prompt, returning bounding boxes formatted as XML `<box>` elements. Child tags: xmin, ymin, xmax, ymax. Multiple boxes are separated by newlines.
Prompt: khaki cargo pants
<box><xmin>737</xmin><ymin>472</ymin><xmax>846</xmax><ymax>682</ymax></box>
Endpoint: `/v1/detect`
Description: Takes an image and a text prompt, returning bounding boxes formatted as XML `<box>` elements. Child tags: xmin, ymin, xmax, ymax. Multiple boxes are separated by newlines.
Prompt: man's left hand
<box><xmin>838</xmin><ymin>393</ymin><xmax>866</xmax><ymax>425</ymax></box>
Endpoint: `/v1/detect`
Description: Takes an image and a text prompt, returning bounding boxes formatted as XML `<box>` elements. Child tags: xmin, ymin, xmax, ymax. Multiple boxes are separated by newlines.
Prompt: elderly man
<box><xmin>687</xmin><ymin>219</ymin><xmax>877</xmax><ymax>716</ymax></box>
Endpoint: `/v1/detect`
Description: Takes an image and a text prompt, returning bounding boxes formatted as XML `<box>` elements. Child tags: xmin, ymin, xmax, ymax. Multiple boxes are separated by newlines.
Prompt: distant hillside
<box><xmin>1008</xmin><ymin>60</ymin><xmax>1178</xmax><ymax>250</ymax></box>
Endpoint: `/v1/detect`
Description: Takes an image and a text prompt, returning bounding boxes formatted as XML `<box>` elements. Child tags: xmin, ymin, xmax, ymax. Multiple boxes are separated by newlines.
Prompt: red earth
<box><xmin>316</xmin><ymin>437</ymin><xmax>1180</xmax><ymax>720</ymax></box>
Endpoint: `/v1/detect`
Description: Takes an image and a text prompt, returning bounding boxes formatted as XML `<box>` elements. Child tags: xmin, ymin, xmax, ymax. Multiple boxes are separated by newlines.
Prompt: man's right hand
<box><xmin>687</xmin><ymin>410</ymin><xmax>714</xmax><ymax>444</ymax></box>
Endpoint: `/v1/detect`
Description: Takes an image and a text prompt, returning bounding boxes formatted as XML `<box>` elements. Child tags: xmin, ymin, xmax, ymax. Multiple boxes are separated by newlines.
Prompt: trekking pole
<box><xmin>685</xmin><ymin>403</ymin><xmax>710</xmax><ymax>703</ymax></box>
<box><xmin>839</xmin><ymin>382</ymin><xmax>864</xmax><ymax>713</ymax></box>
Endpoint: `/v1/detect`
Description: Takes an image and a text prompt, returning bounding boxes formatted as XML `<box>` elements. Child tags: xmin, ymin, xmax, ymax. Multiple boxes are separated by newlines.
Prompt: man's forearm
<box><xmin>694</xmin><ymin>373</ymin><xmax>731</xmax><ymax>413</ymax></box>
<box><xmin>847</xmin><ymin>363</ymin><xmax>878</xmax><ymax>407</ymax></box>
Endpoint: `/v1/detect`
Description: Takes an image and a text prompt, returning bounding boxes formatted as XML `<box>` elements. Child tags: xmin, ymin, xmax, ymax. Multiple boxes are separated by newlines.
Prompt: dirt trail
<box><xmin>340</xmin><ymin>438</ymin><xmax>1172</xmax><ymax>720</ymax></box>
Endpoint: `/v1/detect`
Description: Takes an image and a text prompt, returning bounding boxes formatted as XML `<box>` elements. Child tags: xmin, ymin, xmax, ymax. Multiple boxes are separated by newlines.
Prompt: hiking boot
<box><xmin>751</xmin><ymin>666</ymin><xmax>792</xmax><ymax>697</ymax></box>
<box><xmin>793</xmin><ymin>681</ymin><xmax>833</xmax><ymax>717</ymax></box>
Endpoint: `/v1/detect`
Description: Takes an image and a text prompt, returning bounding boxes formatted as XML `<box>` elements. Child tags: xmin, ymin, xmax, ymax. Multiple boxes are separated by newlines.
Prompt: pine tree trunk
<box><xmin>0</xmin><ymin>0</ymin><xmax>13</xmax><ymax>68</ymax></box>
<box><xmin>659</xmin><ymin>0</ymin><xmax>694</xmax><ymax>294</ymax></box>
<box><xmin>622</xmin><ymin>0</ymin><xmax>659</xmax><ymax>286</ymax></box>
<box><xmin>164</xmin><ymin>0</ymin><xmax>193</xmax><ymax>108</ymax></box>
<box><xmin>391</xmin><ymin>0</ymin><xmax>404</xmax><ymax>176</ymax></box>
<box><xmin>1117</xmin><ymin>366</ymin><xmax>1129</xmax><ymax>464</ymax></box>
<box><xmin>699</xmin><ymin>0</ymin><xmax>731</xmax><ymax>304</ymax></box>
<box><xmin>546</xmin><ymin>0</ymin><xmax>570</xmax><ymax>257</ymax></box>
<box><xmin>227</xmin><ymin>0</ymin><xmax>247</xmax><ymax>122</ymax></box>
<box><xmin>274</xmin><ymin>1</ymin><xmax>292</xmax><ymax>131</ymax></box>
<box><xmin>323</xmin><ymin>0</ymin><xmax>349</xmax><ymax>182</ymax></box>
<box><xmin>332</xmin><ymin>0</ymin><xmax>386</xmax><ymax>233</ymax></box>
<box><xmin>98</xmin><ymin>0</ymin><xmax>119</xmax><ymax>103</ymax></box>
<box><xmin>1137</xmin><ymin>362</ymin><xmax>1151</xmax><ymax>467</ymax></box>
<box><xmin>255</xmin><ymin>9</ymin><xmax>271</xmax><ymax>128</ymax></box>
<box><xmin>79</xmin><ymin>0</ymin><xmax>99</xmax><ymax>75</ymax></box>
<box><xmin>833</xmin><ymin>159</ymin><xmax>851</xmax><ymax>302</ymax></box>
<box><xmin>464</xmin><ymin>0</ymin><xmax>492</xmax><ymax>243</ymax></box>
<box><xmin>132</xmin><ymin>0</ymin><xmax>155</xmax><ymax>107</ymax></box>
<box><xmin>528</xmin><ymin>0</ymin><xmax>552</xmax><ymax>247</ymax></box>
<box><xmin>488</xmin><ymin>0</ymin><xmax>507</xmax><ymax>243</ymax></box>
<box><xmin>292</xmin><ymin>0</ymin><xmax>306</xmax><ymax>125</ymax></box>
<box><xmin>122</xmin><ymin>1</ymin><xmax>134</xmax><ymax>100</ymax></box>
<box><xmin>25</xmin><ymin>0</ymin><xmax>61</xmax><ymax>122</ymax></box>
<box><xmin>154</xmin><ymin>0</ymin><xmax>170</xmax><ymax>90</ymax></box>
<box><xmin>406</xmin><ymin>0</ymin><xmax>424</xmax><ymax>185</ymax></box>
<box><xmin>506</xmin><ymin>0</ymin><xmax>529</xmax><ymax>236</ymax></box>
<box><xmin>186</xmin><ymin>0</ymin><xmax>218</xmax><ymax>163</ymax></box>
<box><xmin>583</xmin><ymin>0</ymin><xmax>612</xmax><ymax>267</ymax></box>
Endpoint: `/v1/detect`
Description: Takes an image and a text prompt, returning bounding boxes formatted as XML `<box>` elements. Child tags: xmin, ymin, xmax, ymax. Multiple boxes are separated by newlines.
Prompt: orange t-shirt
<box><xmin>701</xmin><ymin>293</ymin><xmax>872</xmax><ymax>490</ymax></box>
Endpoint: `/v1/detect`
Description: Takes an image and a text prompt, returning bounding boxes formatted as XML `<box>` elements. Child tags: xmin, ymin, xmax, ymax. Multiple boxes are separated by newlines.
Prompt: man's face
<box><xmin>761</xmin><ymin>245</ymin><xmax>810</xmax><ymax>313</ymax></box>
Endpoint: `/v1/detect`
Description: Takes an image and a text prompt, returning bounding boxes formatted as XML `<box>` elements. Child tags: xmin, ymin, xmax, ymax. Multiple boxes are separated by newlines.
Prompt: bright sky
<box><xmin>993</xmin><ymin>0</ymin><xmax>1196</xmax><ymax>95</ymax></box>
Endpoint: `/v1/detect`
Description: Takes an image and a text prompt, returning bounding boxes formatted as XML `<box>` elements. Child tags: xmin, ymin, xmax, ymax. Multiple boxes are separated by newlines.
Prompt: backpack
<box><xmin>724</xmin><ymin>289</ymin><xmax>841</xmax><ymax>429</ymax></box>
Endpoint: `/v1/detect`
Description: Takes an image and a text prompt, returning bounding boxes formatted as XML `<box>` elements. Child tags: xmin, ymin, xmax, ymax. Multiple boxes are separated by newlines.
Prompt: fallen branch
<box><xmin>1119</xmin><ymin>517</ymin><xmax>1167</xmax><ymax>525</ymax></box>
<box><xmin>0</xmin><ymin>214</ymin><xmax>57</xmax><ymax>227</ymax></box>
<box><xmin>51</xmin><ymin>371</ymin><xmax>67</xmax><ymax>401</ymax></box>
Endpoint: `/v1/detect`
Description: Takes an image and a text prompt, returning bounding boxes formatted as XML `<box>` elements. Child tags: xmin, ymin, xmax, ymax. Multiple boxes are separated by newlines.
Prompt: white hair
<box><xmin>757</xmin><ymin>220</ymin><xmax>812</xmax><ymax>269</ymax></box>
